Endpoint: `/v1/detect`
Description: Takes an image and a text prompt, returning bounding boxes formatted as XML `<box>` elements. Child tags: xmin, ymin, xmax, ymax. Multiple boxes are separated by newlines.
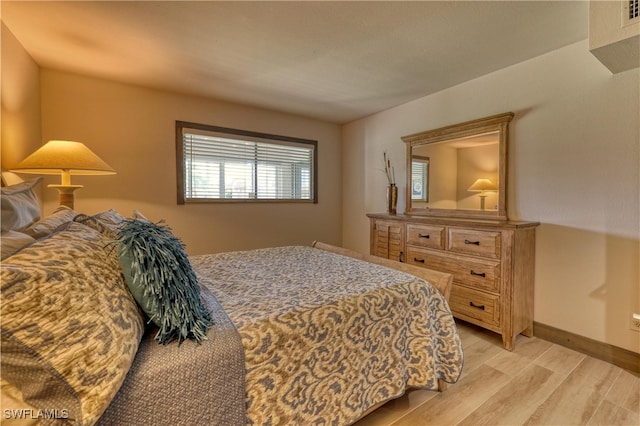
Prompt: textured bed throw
<box><xmin>97</xmin><ymin>285</ymin><xmax>246</xmax><ymax>426</ymax></box>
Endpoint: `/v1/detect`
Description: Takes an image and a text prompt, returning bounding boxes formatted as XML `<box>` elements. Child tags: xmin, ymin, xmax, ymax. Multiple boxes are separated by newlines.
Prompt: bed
<box><xmin>1</xmin><ymin>179</ymin><xmax>463</xmax><ymax>426</ymax></box>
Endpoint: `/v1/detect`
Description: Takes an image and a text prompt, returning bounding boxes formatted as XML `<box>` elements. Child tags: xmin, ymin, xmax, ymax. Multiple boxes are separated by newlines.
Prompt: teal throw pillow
<box><xmin>116</xmin><ymin>219</ymin><xmax>213</xmax><ymax>345</ymax></box>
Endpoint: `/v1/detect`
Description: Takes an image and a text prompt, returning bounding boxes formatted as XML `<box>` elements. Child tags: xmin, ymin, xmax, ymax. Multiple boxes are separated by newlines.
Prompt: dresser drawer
<box><xmin>406</xmin><ymin>247</ymin><xmax>500</xmax><ymax>293</ymax></box>
<box><xmin>406</xmin><ymin>224</ymin><xmax>445</xmax><ymax>250</ymax></box>
<box><xmin>450</xmin><ymin>285</ymin><xmax>501</xmax><ymax>327</ymax></box>
<box><xmin>448</xmin><ymin>228</ymin><xmax>501</xmax><ymax>259</ymax></box>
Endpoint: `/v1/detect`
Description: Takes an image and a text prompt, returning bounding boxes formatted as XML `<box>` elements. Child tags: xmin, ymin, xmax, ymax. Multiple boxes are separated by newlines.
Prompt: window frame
<box><xmin>176</xmin><ymin>121</ymin><xmax>318</xmax><ymax>204</ymax></box>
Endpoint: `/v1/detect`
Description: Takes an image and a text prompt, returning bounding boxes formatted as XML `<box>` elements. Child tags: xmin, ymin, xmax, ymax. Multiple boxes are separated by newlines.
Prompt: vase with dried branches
<box><xmin>384</xmin><ymin>152</ymin><xmax>397</xmax><ymax>215</ymax></box>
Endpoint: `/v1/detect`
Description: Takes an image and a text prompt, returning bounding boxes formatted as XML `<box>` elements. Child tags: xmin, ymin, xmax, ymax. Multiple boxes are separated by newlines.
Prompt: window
<box><xmin>177</xmin><ymin>121</ymin><xmax>317</xmax><ymax>204</ymax></box>
<box><xmin>411</xmin><ymin>156</ymin><xmax>429</xmax><ymax>202</ymax></box>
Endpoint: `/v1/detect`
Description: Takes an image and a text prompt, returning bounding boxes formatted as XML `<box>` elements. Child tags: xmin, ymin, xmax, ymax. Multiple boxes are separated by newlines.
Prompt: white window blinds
<box><xmin>411</xmin><ymin>161</ymin><xmax>428</xmax><ymax>201</ymax></box>
<box><xmin>177</xmin><ymin>122</ymin><xmax>317</xmax><ymax>203</ymax></box>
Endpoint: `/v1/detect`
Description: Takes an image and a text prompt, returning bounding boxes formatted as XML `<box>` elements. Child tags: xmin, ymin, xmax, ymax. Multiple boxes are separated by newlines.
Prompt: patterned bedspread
<box><xmin>191</xmin><ymin>245</ymin><xmax>463</xmax><ymax>425</ymax></box>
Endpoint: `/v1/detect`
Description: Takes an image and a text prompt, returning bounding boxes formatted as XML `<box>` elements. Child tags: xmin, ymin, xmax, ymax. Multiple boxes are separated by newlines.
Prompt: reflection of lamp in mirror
<box><xmin>11</xmin><ymin>140</ymin><xmax>116</xmax><ymax>209</ymax></box>
<box><xmin>468</xmin><ymin>178</ymin><xmax>497</xmax><ymax>210</ymax></box>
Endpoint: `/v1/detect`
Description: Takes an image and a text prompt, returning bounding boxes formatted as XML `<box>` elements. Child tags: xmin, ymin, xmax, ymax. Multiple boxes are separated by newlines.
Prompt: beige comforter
<box><xmin>192</xmin><ymin>245</ymin><xmax>463</xmax><ymax>425</ymax></box>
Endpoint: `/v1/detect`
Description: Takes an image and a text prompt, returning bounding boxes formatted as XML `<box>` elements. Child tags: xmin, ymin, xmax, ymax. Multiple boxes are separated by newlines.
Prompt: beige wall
<box><xmin>38</xmin><ymin>69</ymin><xmax>342</xmax><ymax>254</ymax></box>
<box><xmin>1</xmin><ymin>22</ymin><xmax>43</xmax><ymax>201</ymax></box>
<box><xmin>342</xmin><ymin>39</ymin><xmax>640</xmax><ymax>353</ymax></box>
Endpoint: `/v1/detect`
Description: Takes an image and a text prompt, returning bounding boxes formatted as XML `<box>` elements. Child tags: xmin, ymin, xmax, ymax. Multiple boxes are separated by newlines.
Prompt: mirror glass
<box><xmin>402</xmin><ymin>112</ymin><xmax>513</xmax><ymax>220</ymax></box>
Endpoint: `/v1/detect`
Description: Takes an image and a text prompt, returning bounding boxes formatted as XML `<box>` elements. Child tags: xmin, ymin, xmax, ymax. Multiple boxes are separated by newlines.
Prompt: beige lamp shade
<box><xmin>12</xmin><ymin>140</ymin><xmax>115</xmax><ymax>181</ymax></box>
<box><xmin>468</xmin><ymin>178</ymin><xmax>498</xmax><ymax>192</ymax></box>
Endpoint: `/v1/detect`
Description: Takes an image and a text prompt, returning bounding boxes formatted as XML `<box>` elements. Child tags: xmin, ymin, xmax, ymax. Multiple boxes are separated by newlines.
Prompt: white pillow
<box><xmin>1</xmin><ymin>178</ymin><xmax>42</xmax><ymax>232</ymax></box>
<box><xmin>24</xmin><ymin>206</ymin><xmax>77</xmax><ymax>239</ymax></box>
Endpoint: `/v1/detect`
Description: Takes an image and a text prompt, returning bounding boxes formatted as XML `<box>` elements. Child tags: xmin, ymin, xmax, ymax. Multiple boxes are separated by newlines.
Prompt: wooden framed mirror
<box><xmin>402</xmin><ymin>112</ymin><xmax>513</xmax><ymax>220</ymax></box>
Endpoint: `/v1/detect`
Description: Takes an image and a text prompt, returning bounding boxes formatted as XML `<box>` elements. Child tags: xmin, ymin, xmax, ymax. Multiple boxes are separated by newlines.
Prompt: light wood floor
<box><xmin>355</xmin><ymin>321</ymin><xmax>639</xmax><ymax>426</ymax></box>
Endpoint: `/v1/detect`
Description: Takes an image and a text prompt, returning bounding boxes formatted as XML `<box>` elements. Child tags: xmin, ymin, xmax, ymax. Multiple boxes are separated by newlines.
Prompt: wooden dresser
<box><xmin>368</xmin><ymin>213</ymin><xmax>539</xmax><ymax>350</ymax></box>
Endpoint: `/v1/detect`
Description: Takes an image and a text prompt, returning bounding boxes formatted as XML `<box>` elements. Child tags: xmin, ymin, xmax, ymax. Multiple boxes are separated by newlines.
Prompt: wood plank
<box><xmin>533</xmin><ymin>343</ymin><xmax>586</xmax><ymax>375</ymax></box>
<box><xmin>524</xmin><ymin>357</ymin><xmax>619</xmax><ymax>425</ymax></box>
<box><xmin>458</xmin><ymin>364</ymin><xmax>557</xmax><ymax>426</ymax></box>
<box><xmin>604</xmin><ymin>368</ymin><xmax>640</xmax><ymax>414</ymax></box>
<box><xmin>484</xmin><ymin>337</ymin><xmax>552</xmax><ymax>377</ymax></box>
<box><xmin>459</xmin><ymin>337</ymin><xmax>504</xmax><ymax>378</ymax></box>
<box><xmin>392</xmin><ymin>365</ymin><xmax>510</xmax><ymax>425</ymax></box>
<box><xmin>587</xmin><ymin>400</ymin><xmax>639</xmax><ymax>425</ymax></box>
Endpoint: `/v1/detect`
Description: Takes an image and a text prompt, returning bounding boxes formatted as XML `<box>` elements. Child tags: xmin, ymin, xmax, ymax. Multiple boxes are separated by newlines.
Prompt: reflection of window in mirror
<box><xmin>411</xmin><ymin>156</ymin><xmax>429</xmax><ymax>202</ymax></box>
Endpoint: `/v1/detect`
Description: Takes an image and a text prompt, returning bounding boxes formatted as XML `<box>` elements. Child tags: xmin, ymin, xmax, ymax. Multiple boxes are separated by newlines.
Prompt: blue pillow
<box><xmin>116</xmin><ymin>219</ymin><xmax>213</xmax><ymax>345</ymax></box>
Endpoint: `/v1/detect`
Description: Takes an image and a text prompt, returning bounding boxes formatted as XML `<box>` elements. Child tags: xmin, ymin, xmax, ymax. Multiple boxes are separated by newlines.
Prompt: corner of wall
<box><xmin>1</xmin><ymin>21</ymin><xmax>43</xmax><ymax>199</ymax></box>
<box><xmin>1</xmin><ymin>22</ymin><xmax>43</xmax><ymax>160</ymax></box>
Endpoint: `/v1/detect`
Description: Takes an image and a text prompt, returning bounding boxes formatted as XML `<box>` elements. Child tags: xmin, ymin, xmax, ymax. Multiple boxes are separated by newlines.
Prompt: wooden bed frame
<box><xmin>311</xmin><ymin>241</ymin><xmax>454</xmax><ymax>397</ymax></box>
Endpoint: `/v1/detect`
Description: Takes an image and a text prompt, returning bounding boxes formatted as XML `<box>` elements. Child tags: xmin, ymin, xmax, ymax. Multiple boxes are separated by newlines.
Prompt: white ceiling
<box><xmin>2</xmin><ymin>1</ymin><xmax>588</xmax><ymax>124</ymax></box>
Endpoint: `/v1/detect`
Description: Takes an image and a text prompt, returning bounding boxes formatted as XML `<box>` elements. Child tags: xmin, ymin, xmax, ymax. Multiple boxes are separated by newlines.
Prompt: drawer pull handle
<box><xmin>465</xmin><ymin>239</ymin><xmax>480</xmax><ymax>245</ymax></box>
<box><xmin>469</xmin><ymin>302</ymin><xmax>486</xmax><ymax>310</ymax></box>
<box><xmin>470</xmin><ymin>270</ymin><xmax>486</xmax><ymax>278</ymax></box>
<box><xmin>413</xmin><ymin>258</ymin><xmax>425</xmax><ymax>263</ymax></box>
<box><xmin>418</xmin><ymin>233</ymin><xmax>430</xmax><ymax>239</ymax></box>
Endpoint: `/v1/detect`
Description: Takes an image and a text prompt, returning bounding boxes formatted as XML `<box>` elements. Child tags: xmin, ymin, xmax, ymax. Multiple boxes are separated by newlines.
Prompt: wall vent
<box><xmin>623</xmin><ymin>0</ymin><xmax>640</xmax><ymax>26</ymax></box>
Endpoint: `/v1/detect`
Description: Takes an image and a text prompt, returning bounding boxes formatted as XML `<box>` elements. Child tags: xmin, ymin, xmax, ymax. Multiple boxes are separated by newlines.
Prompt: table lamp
<box><xmin>11</xmin><ymin>140</ymin><xmax>116</xmax><ymax>209</ymax></box>
<box><xmin>467</xmin><ymin>178</ymin><xmax>497</xmax><ymax>210</ymax></box>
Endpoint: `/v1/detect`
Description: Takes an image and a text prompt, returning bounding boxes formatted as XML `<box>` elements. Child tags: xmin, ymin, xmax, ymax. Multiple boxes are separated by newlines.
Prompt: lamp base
<box><xmin>49</xmin><ymin>184</ymin><xmax>83</xmax><ymax>209</ymax></box>
<box><xmin>479</xmin><ymin>194</ymin><xmax>487</xmax><ymax>210</ymax></box>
